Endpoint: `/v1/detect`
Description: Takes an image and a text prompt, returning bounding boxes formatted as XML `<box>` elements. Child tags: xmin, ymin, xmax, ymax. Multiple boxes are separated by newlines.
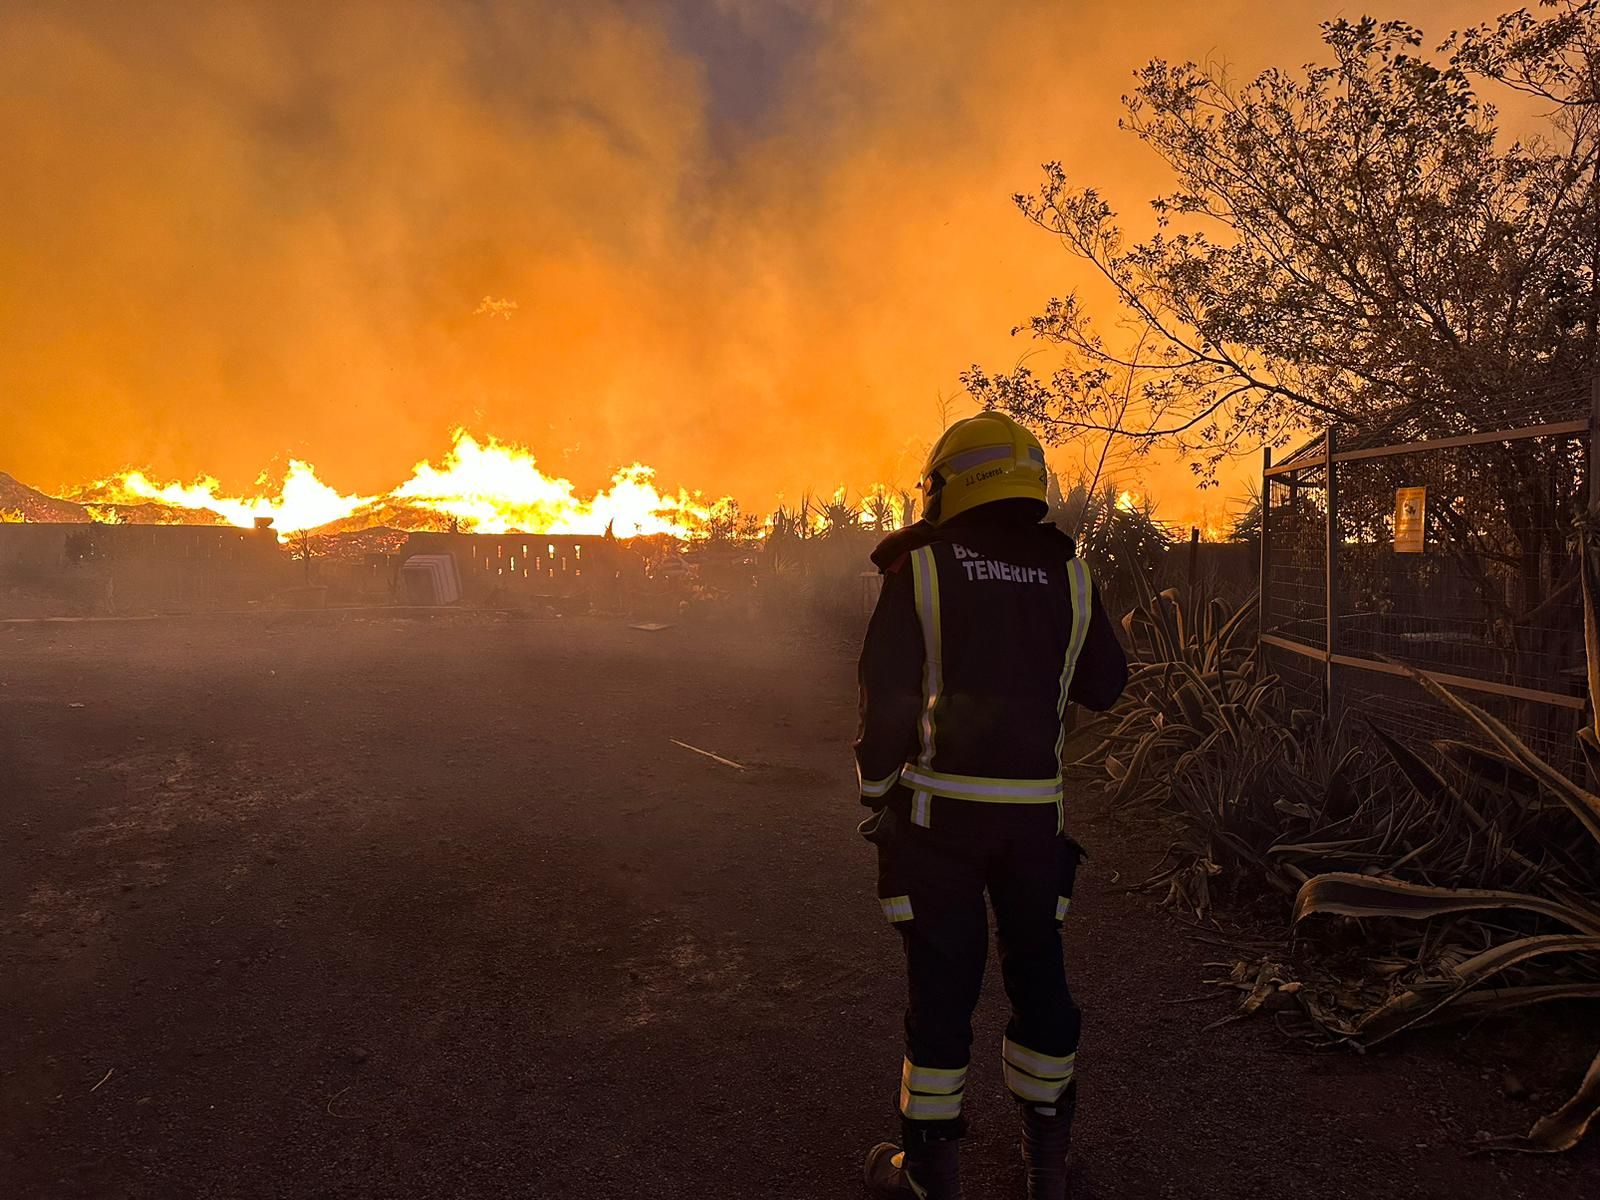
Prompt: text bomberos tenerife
<box><xmin>951</xmin><ymin>543</ymin><xmax>1052</xmax><ymax>586</ymax></box>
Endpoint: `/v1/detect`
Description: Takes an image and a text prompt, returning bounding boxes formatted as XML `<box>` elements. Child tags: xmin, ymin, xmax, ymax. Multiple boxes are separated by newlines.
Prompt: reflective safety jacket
<box><xmin>854</xmin><ymin>508</ymin><xmax>1128</xmax><ymax>824</ymax></box>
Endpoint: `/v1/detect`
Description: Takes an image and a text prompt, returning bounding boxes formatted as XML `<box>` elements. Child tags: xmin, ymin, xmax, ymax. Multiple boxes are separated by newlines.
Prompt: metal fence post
<box><xmin>1324</xmin><ymin>426</ymin><xmax>1339</xmax><ymax>717</ymax></box>
<box><xmin>1589</xmin><ymin>372</ymin><xmax>1600</xmax><ymax>510</ymax></box>
<box><xmin>1260</xmin><ymin>446</ymin><xmax>1271</xmax><ymax>643</ymax></box>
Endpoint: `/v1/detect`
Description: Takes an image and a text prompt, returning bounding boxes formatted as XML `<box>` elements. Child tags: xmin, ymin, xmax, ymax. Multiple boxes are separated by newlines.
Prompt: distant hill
<box><xmin>0</xmin><ymin>471</ymin><xmax>90</xmax><ymax>522</ymax></box>
<box><xmin>308</xmin><ymin>498</ymin><xmax>454</xmax><ymax>536</ymax></box>
<box><xmin>62</xmin><ymin>478</ymin><xmax>232</xmax><ymax>526</ymax></box>
<box><xmin>0</xmin><ymin>471</ymin><xmax>232</xmax><ymax>527</ymax></box>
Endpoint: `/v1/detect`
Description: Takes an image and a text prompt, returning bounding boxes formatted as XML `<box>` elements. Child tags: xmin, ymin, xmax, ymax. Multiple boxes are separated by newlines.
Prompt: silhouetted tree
<box><xmin>965</xmin><ymin>4</ymin><xmax>1599</xmax><ymax>478</ymax></box>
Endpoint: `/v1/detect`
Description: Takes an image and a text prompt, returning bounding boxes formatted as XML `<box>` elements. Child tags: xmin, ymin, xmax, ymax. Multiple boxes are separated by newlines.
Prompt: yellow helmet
<box><xmin>920</xmin><ymin>411</ymin><xmax>1049</xmax><ymax>525</ymax></box>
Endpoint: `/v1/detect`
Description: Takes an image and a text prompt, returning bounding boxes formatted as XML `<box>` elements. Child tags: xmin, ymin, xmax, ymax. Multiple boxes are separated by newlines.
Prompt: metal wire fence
<box><xmin>1260</xmin><ymin>377</ymin><xmax>1596</xmax><ymax>775</ymax></box>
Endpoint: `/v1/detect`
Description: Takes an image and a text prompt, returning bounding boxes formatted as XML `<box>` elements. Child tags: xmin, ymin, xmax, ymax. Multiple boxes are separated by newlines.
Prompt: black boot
<box><xmin>864</xmin><ymin>1132</ymin><xmax>961</xmax><ymax>1199</ymax></box>
<box><xmin>1019</xmin><ymin>1082</ymin><xmax>1076</xmax><ymax>1200</ymax></box>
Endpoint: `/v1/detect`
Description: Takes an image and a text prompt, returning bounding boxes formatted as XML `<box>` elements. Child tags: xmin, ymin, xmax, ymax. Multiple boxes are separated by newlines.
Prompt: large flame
<box><xmin>93</xmin><ymin>461</ymin><xmax>373</xmax><ymax>533</ymax></box>
<box><xmin>390</xmin><ymin>432</ymin><xmax>711</xmax><ymax>538</ymax></box>
<box><xmin>71</xmin><ymin>430</ymin><xmax>722</xmax><ymax>541</ymax></box>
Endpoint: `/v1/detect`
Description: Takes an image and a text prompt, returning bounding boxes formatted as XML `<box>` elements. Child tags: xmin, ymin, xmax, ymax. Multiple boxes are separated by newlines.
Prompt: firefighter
<box><xmin>856</xmin><ymin>411</ymin><xmax>1127</xmax><ymax>1200</ymax></box>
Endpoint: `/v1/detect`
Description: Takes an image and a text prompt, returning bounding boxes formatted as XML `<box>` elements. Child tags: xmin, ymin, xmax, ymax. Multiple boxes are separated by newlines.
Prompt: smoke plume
<box><xmin>0</xmin><ymin>0</ymin><xmax>1507</xmax><ymax>530</ymax></box>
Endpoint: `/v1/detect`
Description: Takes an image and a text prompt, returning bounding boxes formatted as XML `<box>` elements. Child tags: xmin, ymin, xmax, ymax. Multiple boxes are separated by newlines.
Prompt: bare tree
<box><xmin>291</xmin><ymin>529</ymin><xmax>319</xmax><ymax>585</ymax></box>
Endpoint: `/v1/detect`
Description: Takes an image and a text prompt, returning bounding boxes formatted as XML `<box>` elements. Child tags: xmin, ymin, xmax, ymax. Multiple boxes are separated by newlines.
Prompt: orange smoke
<box><xmin>0</xmin><ymin>1</ymin><xmax>1507</xmax><ymax>530</ymax></box>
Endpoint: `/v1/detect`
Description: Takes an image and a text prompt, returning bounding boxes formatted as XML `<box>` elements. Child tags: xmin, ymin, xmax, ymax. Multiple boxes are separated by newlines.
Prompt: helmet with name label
<box><xmin>919</xmin><ymin>411</ymin><xmax>1049</xmax><ymax>525</ymax></box>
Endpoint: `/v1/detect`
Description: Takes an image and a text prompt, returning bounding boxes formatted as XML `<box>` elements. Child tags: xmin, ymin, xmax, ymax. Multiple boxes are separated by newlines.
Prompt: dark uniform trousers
<box><xmin>865</xmin><ymin>795</ymin><xmax>1083</xmax><ymax>1138</ymax></box>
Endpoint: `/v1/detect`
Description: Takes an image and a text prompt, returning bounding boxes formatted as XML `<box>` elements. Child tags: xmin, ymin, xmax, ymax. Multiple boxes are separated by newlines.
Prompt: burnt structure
<box><xmin>398</xmin><ymin>531</ymin><xmax>635</xmax><ymax>606</ymax></box>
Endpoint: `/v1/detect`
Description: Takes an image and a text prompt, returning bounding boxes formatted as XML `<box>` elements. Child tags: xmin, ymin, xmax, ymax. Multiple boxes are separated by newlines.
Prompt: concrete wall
<box><xmin>0</xmin><ymin>523</ymin><xmax>286</xmax><ymax>616</ymax></box>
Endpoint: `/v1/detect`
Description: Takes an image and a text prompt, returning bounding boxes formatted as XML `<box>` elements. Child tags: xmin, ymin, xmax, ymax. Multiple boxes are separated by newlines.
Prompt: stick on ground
<box><xmin>671</xmin><ymin>739</ymin><xmax>745</xmax><ymax>771</ymax></box>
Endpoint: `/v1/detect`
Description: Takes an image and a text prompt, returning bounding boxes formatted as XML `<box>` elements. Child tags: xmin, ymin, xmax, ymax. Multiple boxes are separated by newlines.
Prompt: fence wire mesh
<box><xmin>1263</xmin><ymin>381</ymin><xmax>1593</xmax><ymax>773</ymax></box>
<box><xmin>1338</xmin><ymin>665</ymin><xmax>1583</xmax><ymax>777</ymax></box>
<box><xmin>1335</xmin><ymin>434</ymin><xmax>1586</xmax><ymax>694</ymax></box>
<box><xmin>1264</xmin><ymin>468</ymin><xmax>1327</xmax><ymax>651</ymax></box>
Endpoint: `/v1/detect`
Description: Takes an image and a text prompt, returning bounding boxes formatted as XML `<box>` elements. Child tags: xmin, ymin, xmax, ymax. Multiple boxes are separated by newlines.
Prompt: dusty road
<box><xmin>2</xmin><ymin>613</ymin><xmax>1596</xmax><ymax>1198</ymax></box>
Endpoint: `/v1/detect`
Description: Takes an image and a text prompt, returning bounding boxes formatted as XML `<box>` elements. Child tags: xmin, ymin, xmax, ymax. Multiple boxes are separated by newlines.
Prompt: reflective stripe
<box><xmin>1002</xmin><ymin>1038</ymin><xmax>1076</xmax><ymax>1104</ymax></box>
<box><xmin>943</xmin><ymin>444</ymin><xmax>1015</xmax><ymax>473</ymax></box>
<box><xmin>900</xmin><ymin>1087</ymin><xmax>963</xmax><ymax>1120</ymax></box>
<box><xmin>899</xmin><ymin>765</ymin><xmax>1063</xmax><ymax>803</ymax></box>
<box><xmin>909</xmin><ymin>546</ymin><xmax>939</xmax><ymax>828</ymax></box>
<box><xmin>880</xmin><ymin>895</ymin><xmax>914</xmax><ymax>923</ymax></box>
<box><xmin>900</xmin><ymin>1058</ymin><xmax>967</xmax><ymax>1122</ymax></box>
<box><xmin>857</xmin><ymin>761</ymin><xmax>901</xmax><ymax>797</ymax></box>
<box><xmin>1003</xmin><ymin>1061</ymin><xmax>1073</xmax><ymax>1103</ymax></box>
<box><xmin>1055</xmin><ymin>896</ymin><xmax>1071</xmax><ymax>921</ymax></box>
<box><xmin>1055</xmin><ymin>559</ymin><xmax>1095</xmax><ymax>762</ymax></box>
<box><xmin>1003</xmin><ymin>1038</ymin><xmax>1076</xmax><ymax>1079</ymax></box>
<box><xmin>909</xmin><ymin>547</ymin><xmax>943</xmax><ymax>771</ymax></box>
<box><xmin>902</xmin><ymin>1059</ymin><xmax>968</xmax><ymax>1093</ymax></box>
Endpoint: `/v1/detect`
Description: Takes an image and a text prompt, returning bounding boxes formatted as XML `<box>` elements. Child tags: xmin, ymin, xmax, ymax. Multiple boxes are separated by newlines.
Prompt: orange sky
<box><xmin>0</xmin><ymin>0</ymin><xmax>1517</xmax><ymax>532</ymax></box>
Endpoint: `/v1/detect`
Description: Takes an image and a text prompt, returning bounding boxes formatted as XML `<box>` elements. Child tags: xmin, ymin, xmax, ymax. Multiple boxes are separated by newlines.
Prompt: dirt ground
<box><xmin>3</xmin><ymin>612</ymin><xmax>1598</xmax><ymax>1199</ymax></box>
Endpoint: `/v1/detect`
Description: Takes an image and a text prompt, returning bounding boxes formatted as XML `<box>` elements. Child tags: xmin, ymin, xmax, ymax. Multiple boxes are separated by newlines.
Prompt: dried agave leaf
<box><xmin>1484</xmin><ymin>1044</ymin><xmax>1600</xmax><ymax>1154</ymax></box>
<box><xmin>1353</xmin><ymin>933</ymin><xmax>1600</xmax><ymax>1044</ymax></box>
<box><xmin>1301</xmin><ymin>990</ymin><xmax>1360</xmax><ymax>1037</ymax></box>
<box><xmin>1293</xmin><ymin>872</ymin><xmax>1600</xmax><ymax>937</ymax></box>
<box><xmin>1580</xmin><ymin>727</ymin><xmax>1600</xmax><ymax>788</ymax></box>
<box><xmin>1584</xmin><ymin>530</ymin><xmax>1600</xmax><ymax>743</ymax></box>
<box><xmin>1235</xmin><ymin>964</ymin><xmax>1278</xmax><ymax>1016</ymax></box>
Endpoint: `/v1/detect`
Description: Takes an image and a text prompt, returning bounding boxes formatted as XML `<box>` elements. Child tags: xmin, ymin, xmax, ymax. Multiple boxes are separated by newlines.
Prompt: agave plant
<box><xmin>1049</xmin><ymin>475</ymin><xmax>1172</xmax><ymax>617</ymax></box>
<box><xmin>1072</xmin><ymin>584</ymin><xmax>1265</xmax><ymax>813</ymax></box>
<box><xmin>1086</xmin><ymin>515</ymin><xmax>1600</xmax><ymax>1150</ymax></box>
<box><xmin>1070</xmin><ymin>583</ymin><xmax>1326</xmax><ymax>908</ymax></box>
<box><xmin>1076</xmin><ymin>580</ymin><xmax>1552</xmax><ymax>914</ymax></box>
<box><xmin>1290</xmin><ymin>521</ymin><xmax>1600</xmax><ymax>1153</ymax></box>
<box><xmin>818</xmin><ymin>496</ymin><xmax>862</xmax><ymax>538</ymax></box>
<box><xmin>861</xmin><ymin>490</ymin><xmax>900</xmax><ymax>533</ymax></box>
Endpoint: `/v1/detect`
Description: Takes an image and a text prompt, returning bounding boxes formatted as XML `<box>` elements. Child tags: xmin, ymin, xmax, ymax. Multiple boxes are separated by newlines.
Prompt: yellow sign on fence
<box><xmin>1394</xmin><ymin>487</ymin><xmax>1426</xmax><ymax>554</ymax></box>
